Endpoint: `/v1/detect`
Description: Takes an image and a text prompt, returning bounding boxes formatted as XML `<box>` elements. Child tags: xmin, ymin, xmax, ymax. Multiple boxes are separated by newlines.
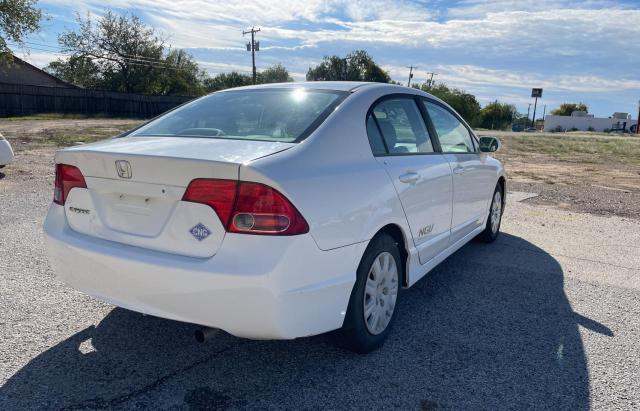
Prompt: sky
<box><xmin>12</xmin><ymin>0</ymin><xmax>640</xmax><ymax>118</ymax></box>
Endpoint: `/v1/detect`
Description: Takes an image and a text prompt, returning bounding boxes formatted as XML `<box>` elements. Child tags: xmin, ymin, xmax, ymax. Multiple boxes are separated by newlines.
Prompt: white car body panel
<box><xmin>44</xmin><ymin>82</ymin><xmax>505</xmax><ymax>339</ymax></box>
<box><xmin>377</xmin><ymin>155</ymin><xmax>453</xmax><ymax>265</ymax></box>
<box><xmin>44</xmin><ymin>204</ymin><xmax>365</xmax><ymax>339</ymax></box>
<box><xmin>0</xmin><ymin>135</ymin><xmax>14</xmax><ymax>166</ymax></box>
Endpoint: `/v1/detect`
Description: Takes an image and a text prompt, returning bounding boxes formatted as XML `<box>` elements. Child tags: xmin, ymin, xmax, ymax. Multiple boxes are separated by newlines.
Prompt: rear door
<box><xmin>421</xmin><ymin>100</ymin><xmax>490</xmax><ymax>244</ymax></box>
<box><xmin>367</xmin><ymin>96</ymin><xmax>453</xmax><ymax>265</ymax></box>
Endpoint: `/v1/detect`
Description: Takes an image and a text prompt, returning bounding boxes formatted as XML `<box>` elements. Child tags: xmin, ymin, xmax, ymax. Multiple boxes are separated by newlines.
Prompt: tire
<box><xmin>336</xmin><ymin>233</ymin><xmax>402</xmax><ymax>353</ymax></box>
<box><xmin>478</xmin><ymin>183</ymin><xmax>504</xmax><ymax>243</ymax></box>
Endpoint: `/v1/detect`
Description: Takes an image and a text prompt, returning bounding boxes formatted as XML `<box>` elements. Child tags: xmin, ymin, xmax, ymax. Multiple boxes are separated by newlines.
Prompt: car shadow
<box><xmin>0</xmin><ymin>233</ymin><xmax>609</xmax><ymax>409</ymax></box>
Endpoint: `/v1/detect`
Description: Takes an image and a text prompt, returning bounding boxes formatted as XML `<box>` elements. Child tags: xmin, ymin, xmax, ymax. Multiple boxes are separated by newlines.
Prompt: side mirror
<box><xmin>479</xmin><ymin>136</ymin><xmax>501</xmax><ymax>153</ymax></box>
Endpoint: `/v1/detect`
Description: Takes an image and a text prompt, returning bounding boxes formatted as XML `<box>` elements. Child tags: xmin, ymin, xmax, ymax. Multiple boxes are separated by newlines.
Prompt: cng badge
<box><xmin>190</xmin><ymin>223</ymin><xmax>211</xmax><ymax>241</ymax></box>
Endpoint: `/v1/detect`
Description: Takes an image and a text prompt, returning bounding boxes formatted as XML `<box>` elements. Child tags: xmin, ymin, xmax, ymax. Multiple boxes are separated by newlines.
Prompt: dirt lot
<box><xmin>478</xmin><ymin>130</ymin><xmax>640</xmax><ymax>219</ymax></box>
<box><xmin>2</xmin><ymin>118</ymin><xmax>639</xmax><ymax>221</ymax></box>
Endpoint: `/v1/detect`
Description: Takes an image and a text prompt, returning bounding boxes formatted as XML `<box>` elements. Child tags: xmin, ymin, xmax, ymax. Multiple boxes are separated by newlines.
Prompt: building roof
<box><xmin>0</xmin><ymin>55</ymin><xmax>77</xmax><ymax>88</ymax></box>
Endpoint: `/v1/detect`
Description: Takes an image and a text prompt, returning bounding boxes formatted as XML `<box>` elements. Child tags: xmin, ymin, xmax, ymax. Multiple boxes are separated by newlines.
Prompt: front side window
<box><xmin>130</xmin><ymin>89</ymin><xmax>346</xmax><ymax>143</ymax></box>
<box><xmin>423</xmin><ymin>101</ymin><xmax>475</xmax><ymax>153</ymax></box>
<box><xmin>367</xmin><ymin>98</ymin><xmax>433</xmax><ymax>155</ymax></box>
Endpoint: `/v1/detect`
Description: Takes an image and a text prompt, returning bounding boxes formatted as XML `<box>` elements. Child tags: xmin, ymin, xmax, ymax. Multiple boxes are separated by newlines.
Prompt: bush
<box><xmin>570</xmin><ymin>127</ymin><xmax>579</xmax><ymax>132</ymax></box>
<box><xmin>587</xmin><ymin>126</ymin><xmax>595</xmax><ymax>132</ymax></box>
<box><xmin>552</xmin><ymin>125</ymin><xmax>564</xmax><ymax>133</ymax></box>
<box><xmin>603</xmin><ymin>128</ymin><xmax>611</xmax><ymax>133</ymax></box>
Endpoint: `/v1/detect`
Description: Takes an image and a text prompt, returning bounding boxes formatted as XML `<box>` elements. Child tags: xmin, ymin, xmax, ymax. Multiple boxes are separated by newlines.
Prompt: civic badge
<box><xmin>115</xmin><ymin>160</ymin><xmax>132</xmax><ymax>179</ymax></box>
<box><xmin>190</xmin><ymin>223</ymin><xmax>211</xmax><ymax>241</ymax></box>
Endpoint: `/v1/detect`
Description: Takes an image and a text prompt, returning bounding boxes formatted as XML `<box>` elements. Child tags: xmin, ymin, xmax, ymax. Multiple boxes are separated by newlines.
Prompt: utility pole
<box><xmin>542</xmin><ymin>105</ymin><xmax>547</xmax><ymax>130</ymax></box>
<box><xmin>243</xmin><ymin>27</ymin><xmax>261</xmax><ymax>84</ymax></box>
<box><xmin>407</xmin><ymin>65</ymin><xmax>416</xmax><ymax>87</ymax></box>
<box><xmin>491</xmin><ymin>99</ymin><xmax>498</xmax><ymax>130</ymax></box>
<box><xmin>526</xmin><ymin>103</ymin><xmax>531</xmax><ymax>128</ymax></box>
<box><xmin>426</xmin><ymin>72</ymin><xmax>437</xmax><ymax>88</ymax></box>
<box><xmin>532</xmin><ymin>96</ymin><xmax>539</xmax><ymax>130</ymax></box>
<box><xmin>637</xmin><ymin>100</ymin><xmax>640</xmax><ymax>134</ymax></box>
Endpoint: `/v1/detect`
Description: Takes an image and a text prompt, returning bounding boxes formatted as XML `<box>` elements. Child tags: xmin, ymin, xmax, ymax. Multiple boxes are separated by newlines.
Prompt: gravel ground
<box><xmin>1</xmin><ymin>146</ymin><xmax>640</xmax><ymax>410</ymax></box>
<box><xmin>509</xmin><ymin>181</ymin><xmax>640</xmax><ymax>220</ymax></box>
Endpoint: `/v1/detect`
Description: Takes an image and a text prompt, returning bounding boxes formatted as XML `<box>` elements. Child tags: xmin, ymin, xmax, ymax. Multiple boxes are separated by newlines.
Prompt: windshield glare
<box><xmin>131</xmin><ymin>89</ymin><xmax>346</xmax><ymax>143</ymax></box>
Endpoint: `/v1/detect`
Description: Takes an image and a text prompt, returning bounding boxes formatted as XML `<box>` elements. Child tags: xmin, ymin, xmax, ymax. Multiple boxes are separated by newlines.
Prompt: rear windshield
<box><xmin>130</xmin><ymin>89</ymin><xmax>347</xmax><ymax>143</ymax></box>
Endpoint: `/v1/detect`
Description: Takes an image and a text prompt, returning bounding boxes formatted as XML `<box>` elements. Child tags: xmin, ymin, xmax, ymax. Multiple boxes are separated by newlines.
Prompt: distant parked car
<box><xmin>524</xmin><ymin>127</ymin><xmax>538</xmax><ymax>132</ymax></box>
<box><xmin>44</xmin><ymin>82</ymin><xmax>506</xmax><ymax>353</ymax></box>
<box><xmin>0</xmin><ymin>134</ymin><xmax>14</xmax><ymax>169</ymax></box>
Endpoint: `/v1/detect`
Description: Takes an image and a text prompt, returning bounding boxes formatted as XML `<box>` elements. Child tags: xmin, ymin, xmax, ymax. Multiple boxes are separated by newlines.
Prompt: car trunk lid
<box><xmin>55</xmin><ymin>136</ymin><xmax>294</xmax><ymax>258</ymax></box>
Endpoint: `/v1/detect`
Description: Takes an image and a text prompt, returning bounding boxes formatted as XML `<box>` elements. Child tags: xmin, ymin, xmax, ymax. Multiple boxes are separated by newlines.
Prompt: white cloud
<box><xmin>34</xmin><ymin>0</ymin><xmax>640</xmax><ymax>114</ymax></box>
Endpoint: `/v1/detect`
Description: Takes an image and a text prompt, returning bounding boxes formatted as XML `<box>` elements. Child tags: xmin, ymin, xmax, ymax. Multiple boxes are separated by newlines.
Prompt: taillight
<box><xmin>182</xmin><ymin>179</ymin><xmax>238</xmax><ymax>226</ymax></box>
<box><xmin>182</xmin><ymin>179</ymin><xmax>309</xmax><ymax>236</ymax></box>
<box><xmin>54</xmin><ymin>164</ymin><xmax>87</xmax><ymax>205</ymax></box>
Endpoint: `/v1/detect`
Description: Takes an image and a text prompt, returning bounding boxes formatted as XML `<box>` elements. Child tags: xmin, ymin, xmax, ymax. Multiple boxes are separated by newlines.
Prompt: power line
<box><xmin>19</xmin><ymin>40</ymin><xmax>176</xmax><ymax>65</ymax></box>
<box><xmin>7</xmin><ymin>42</ymin><xmax>192</xmax><ymax>71</ymax></box>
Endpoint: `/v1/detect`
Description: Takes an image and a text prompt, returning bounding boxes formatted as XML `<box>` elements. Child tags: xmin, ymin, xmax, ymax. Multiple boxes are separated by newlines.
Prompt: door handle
<box><xmin>399</xmin><ymin>172</ymin><xmax>420</xmax><ymax>184</ymax></box>
<box><xmin>453</xmin><ymin>166</ymin><xmax>465</xmax><ymax>175</ymax></box>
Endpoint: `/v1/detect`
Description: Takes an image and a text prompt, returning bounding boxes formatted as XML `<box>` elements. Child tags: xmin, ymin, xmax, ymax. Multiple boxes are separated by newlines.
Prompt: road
<box><xmin>1</xmin><ymin>157</ymin><xmax>640</xmax><ymax>410</ymax></box>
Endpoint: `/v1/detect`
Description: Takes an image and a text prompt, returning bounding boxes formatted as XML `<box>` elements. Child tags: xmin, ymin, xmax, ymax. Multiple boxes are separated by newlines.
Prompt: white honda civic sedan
<box><xmin>0</xmin><ymin>133</ymin><xmax>14</xmax><ymax>169</ymax></box>
<box><xmin>44</xmin><ymin>82</ymin><xmax>505</xmax><ymax>353</ymax></box>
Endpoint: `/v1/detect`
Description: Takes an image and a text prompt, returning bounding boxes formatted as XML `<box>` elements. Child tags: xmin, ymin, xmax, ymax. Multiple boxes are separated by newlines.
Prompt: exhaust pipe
<box><xmin>194</xmin><ymin>327</ymin><xmax>219</xmax><ymax>343</ymax></box>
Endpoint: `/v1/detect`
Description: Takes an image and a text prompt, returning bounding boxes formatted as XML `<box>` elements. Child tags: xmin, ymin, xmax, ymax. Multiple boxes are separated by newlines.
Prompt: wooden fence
<box><xmin>0</xmin><ymin>83</ymin><xmax>193</xmax><ymax>118</ymax></box>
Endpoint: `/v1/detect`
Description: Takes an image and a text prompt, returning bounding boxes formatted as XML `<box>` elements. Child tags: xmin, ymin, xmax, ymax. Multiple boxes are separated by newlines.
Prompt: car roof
<box><xmin>221</xmin><ymin>81</ymin><xmax>378</xmax><ymax>92</ymax></box>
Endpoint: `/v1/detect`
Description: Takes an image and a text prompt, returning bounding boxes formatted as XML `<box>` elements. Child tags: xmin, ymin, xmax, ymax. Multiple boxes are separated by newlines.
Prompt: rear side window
<box><xmin>423</xmin><ymin>101</ymin><xmax>475</xmax><ymax>153</ymax></box>
<box><xmin>130</xmin><ymin>89</ymin><xmax>346</xmax><ymax>143</ymax></box>
<box><xmin>367</xmin><ymin>98</ymin><xmax>433</xmax><ymax>155</ymax></box>
<box><xmin>366</xmin><ymin>116</ymin><xmax>387</xmax><ymax>155</ymax></box>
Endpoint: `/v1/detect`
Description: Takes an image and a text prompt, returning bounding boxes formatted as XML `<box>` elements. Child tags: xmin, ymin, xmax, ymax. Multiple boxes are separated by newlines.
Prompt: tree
<box><xmin>476</xmin><ymin>101</ymin><xmax>518</xmax><ymax>130</ymax></box>
<box><xmin>412</xmin><ymin>82</ymin><xmax>481</xmax><ymax>124</ymax></box>
<box><xmin>204</xmin><ymin>72</ymin><xmax>253</xmax><ymax>92</ymax></box>
<box><xmin>306</xmin><ymin>50</ymin><xmax>391</xmax><ymax>83</ymax></box>
<box><xmin>204</xmin><ymin>64</ymin><xmax>294</xmax><ymax>92</ymax></box>
<box><xmin>150</xmin><ymin>49</ymin><xmax>206</xmax><ymax>96</ymax></box>
<box><xmin>550</xmin><ymin>103</ymin><xmax>588</xmax><ymax>116</ymax></box>
<box><xmin>50</xmin><ymin>11</ymin><xmax>204</xmax><ymax>96</ymax></box>
<box><xmin>258</xmin><ymin>63</ymin><xmax>293</xmax><ymax>83</ymax></box>
<box><xmin>45</xmin><ymin>56</ymin><xmax>101</xmax><ymax>89</ymax></box>
<box><xmin>56</xmin><ymin>11</ymin><xmax>164</xmax><ymax>93</ymax></box>
<box><xmin>0</xmin><ymin>0</ymin><xmax>43</xmax><ymax>58</ymax></box>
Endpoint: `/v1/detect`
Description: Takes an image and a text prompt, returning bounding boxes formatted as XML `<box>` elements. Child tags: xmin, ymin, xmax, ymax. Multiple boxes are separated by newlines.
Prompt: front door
<box><xmin>422</xmin><ymin>100</ymin><xmax>488</xmax><ymax>244</ymax></box>
<box><xmin>367</xmin><ymin>96</ymin><xmax>453</xmax><ymax>265</ymax></box>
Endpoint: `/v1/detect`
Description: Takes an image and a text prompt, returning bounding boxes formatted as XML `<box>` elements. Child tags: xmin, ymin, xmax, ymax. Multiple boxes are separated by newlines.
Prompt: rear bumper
<box><xmin>44</xmin><ymin>204</ymin><xmax>364</xmax><ymax>339</ymax></box>
<box><xmin>0</xmin><ymin>139</ymin><xmax>13</xmax><ymax>166</ymax></box>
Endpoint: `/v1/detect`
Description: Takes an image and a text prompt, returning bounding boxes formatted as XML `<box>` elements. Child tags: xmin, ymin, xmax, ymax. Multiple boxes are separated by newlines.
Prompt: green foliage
<box><xmin>412</xmin><ymin>82</ymin><xmax>481</xmax><ymax>124</ymax></box>
<box><xmin>44</xmin><ymin>56</ymin><xmax>101</xmax><ymax>88</ymax></box>
<box><xmin>150</xmin><ymin>49</ymin><xmax>207</xmax><ymax>96</ymax></box>
<box><xmin>306</xmin><ymin>50</ymin><xmax>391</xmax><ymax>83</ymax></box>
<box><xmin>258</xmin><ymin>63</ymin><xmax>293</xmax><ymax>83</ymax></box>
<box><xmin>204</xmin><ymin>71</ymin><xmax>253</xmax><ymax>92</ymax></box>
<box><xmin>204</xmin><ymin>64</ymin><xmax>294</xmax><ymax>92</ymax></box>
<box><xmin>475</xmin><ymin>101</ymin><xmax>518</xmax><ymax>130</ymax></box>
<box><xmin>47</xmin><ymin>11</ymin><xmax>204</xmax><ymax>96</ymax></box>
<box><xmin>0</xmin><ymin>0</ymin><xmax>42</xmax><ymax>56</ymax></box>
<box><xmin>550</xmin><ymin>102</ymin><xmax>589</xmax><ymax>116</ymax></box>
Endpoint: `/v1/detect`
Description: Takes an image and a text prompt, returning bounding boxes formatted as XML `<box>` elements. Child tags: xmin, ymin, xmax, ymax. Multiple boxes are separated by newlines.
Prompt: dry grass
<box><xmin>0</xmin><ymin>118</ymin><xmax>142</xmax><ymax>151</ymax></box>
<box><xmin>477</xmin><ymin>130</ymin><xmax>640</xmax><ymax>192</ymax></box>
<box><xmin>1</xmin><ymin>117</ymin><xmax>638</xmax><ymax>193</ymax></box>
